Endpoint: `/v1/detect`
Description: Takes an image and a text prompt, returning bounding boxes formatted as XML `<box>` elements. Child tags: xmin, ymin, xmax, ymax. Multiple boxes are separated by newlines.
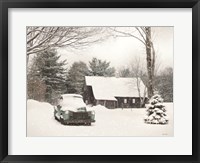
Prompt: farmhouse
<box><xmin>84</xmin><ymin>76</ymin><xmax>148</xmax><ymax>109</ymax></box>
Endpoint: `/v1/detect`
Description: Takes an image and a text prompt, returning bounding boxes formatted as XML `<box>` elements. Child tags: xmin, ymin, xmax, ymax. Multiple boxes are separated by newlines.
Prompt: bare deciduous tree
<box><xmin>130</xmin><ymin>56</ymin><xmax>147</xmax><ymax>107</ymax></box>
<box><xmin>27</xmin><ymin>27</ymin><xmax>104</xmax><ymax>62</ymax></box>
<box><xmin>117</xmin><ymin>67</ymin><xmax>131</xmax><ymax>78</ymax></box>
<box><xmin>109</xmin><ymin>27</ymin><xmax>156</xmax><ymax>98</ymax></box>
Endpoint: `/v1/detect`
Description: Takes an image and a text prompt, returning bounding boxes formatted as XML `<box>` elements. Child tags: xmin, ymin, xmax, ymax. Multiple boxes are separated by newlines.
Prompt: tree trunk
<box><xmin>136</xmin><ymin>76</ymin><xmax>142</xmax><ymax>108</ymax></box>
<box><xmin>145</xmin><ymin>27</ymin><xmax>154</xmax><ymax>98</ymax></box>
<box><xmin>142</xmin><ymin>86</ymin><xmax>147</xmax><ymax>107</ymax></box>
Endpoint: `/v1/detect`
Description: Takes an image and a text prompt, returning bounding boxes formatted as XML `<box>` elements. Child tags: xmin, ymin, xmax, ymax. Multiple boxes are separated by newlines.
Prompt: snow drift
<box><xmin>27</xmin><ymin>99</ymin><xmax>173</xmax><ymax>137</ymax></box>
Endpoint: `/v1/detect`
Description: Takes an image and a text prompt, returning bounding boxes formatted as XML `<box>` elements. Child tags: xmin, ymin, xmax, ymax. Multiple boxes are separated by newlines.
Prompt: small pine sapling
<box><xmin>144</xmin><ymin>94</ymin><xmax>168</xmax><ymax>124</ymax></box>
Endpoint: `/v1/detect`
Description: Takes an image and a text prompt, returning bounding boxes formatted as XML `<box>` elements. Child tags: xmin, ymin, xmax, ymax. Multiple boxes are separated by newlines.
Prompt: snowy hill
<box><xmin>27</xmin><ymin>100</ymin><xmax>173</xmax><ymax>137</ymax></box>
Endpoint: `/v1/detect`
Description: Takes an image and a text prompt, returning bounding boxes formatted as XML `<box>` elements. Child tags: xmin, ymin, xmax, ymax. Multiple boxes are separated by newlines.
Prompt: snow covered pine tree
<box><xmin>144</xmin><ymin>94</ymin><xmax>168</xmax><ymax>124</ymax></box>
<box><xmin>33</xmin><ymin>49</ymin><xmax>67</xmax><ymax>103</ymax></box>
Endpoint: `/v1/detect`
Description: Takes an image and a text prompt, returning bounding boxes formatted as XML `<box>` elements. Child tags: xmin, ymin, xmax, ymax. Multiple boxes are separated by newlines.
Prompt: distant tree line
<box><xmin>27</xmin><ymin>49</ymin><xmax>115</xmax><ymax>104</ymax></box>
<box><xmin>153</xmin><ymin>67</ymin><xmax>173</xmax><ymax>102</ymax></box>
<box><xmin>28</xmin><ymin>48</ymin><xmax>173</xmax><ymax>103</ymax></box>
<box><xmin>117</xmin><ymin>65</ymin><xmax>173</xmax><ymax>102</ymax></box>
<box><xmin>67</xmin><ymin>57</ymin><xmax>115</xmax><ymax>96</ymax></box>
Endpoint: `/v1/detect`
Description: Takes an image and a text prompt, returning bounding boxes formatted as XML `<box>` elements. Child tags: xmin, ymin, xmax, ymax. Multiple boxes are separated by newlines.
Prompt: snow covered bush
<box><xmin>144</xmin><ymin>94</ymin><xmax>168</xmax><ymax>124</ymax></box>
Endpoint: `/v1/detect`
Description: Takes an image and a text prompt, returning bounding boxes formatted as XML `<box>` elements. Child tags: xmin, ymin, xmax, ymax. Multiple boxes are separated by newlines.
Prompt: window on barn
<box><xmin>132</xmin><ymin>99</ymin><xmax>135</xmax><ymax>103</ymax></box>
<box><xmin>124</xmin><ymin>99</ymin><xmax>127</xmax><ymax>103</ymax></box>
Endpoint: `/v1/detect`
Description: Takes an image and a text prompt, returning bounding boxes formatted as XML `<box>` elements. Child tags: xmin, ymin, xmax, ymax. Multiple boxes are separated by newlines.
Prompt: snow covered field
<box><xmin>27</xmin><ymin>100</ymin><xmax>173</xmax><ymax>137</ymax></box>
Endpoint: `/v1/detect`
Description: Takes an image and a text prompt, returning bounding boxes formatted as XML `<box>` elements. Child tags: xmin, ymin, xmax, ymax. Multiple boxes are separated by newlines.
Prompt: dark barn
<box><xmin>84</xmin><ymin>76</ymin><xmax>148</xmax><ymax>109</ymax></box>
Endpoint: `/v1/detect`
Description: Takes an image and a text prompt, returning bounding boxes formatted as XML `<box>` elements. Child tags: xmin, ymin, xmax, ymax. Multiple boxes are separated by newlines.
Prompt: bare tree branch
<box><xmin>135</xmin><ymin>27</ymin><xmax>146</xmax><ymax>42</ymax></box>
<box><xmin>109</xmin><ymin>26</ymin><xmax>156</xmax><ymax>98</ymax></box>
<box><xmin>108</xmin><ymin>27</ymin><xmax>146</xmax><ymax>46</ymax></box>
<box><xmin>27</xmin><ymin>27</ymin><xmax>104</xmax><ymax>58</ymax></box>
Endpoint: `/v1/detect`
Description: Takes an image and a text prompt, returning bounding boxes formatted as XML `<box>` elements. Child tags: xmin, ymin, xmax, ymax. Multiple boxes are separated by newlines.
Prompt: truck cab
<box><xmin>54</xmin><ymin>94</ymin><xmax>95</xmax><ymax>125</ymax></box>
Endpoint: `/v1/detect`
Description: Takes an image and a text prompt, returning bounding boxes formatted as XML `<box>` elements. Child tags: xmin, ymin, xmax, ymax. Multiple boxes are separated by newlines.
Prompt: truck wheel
<box><xmin>54</xmin><ymin>116</ymin><xmax>57</xmax><ymax>120</ymax></box>
<box><xmin>60</xmin><ymin>118</ymin><xmax>65</xmax><ymax>125</ymax></box>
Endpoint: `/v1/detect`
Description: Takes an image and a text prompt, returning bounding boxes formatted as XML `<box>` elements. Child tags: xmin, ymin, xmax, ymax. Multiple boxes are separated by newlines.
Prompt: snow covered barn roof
<box><xmin>85</xmin><ymin>76</ymin><xmax>147</xmax><ymax>101</ymax></box>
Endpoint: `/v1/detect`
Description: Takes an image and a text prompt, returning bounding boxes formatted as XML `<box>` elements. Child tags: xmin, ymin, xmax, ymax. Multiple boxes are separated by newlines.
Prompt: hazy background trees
<box><xmin>117</xmin><ymin>62</ymin><xmax>173</xmax><ymax>102</ymax></box>
<box><xmin>154</xmin><ymin>67</ymin><xmax>173</xmax><ymax>102</ymax></box>
<box><xmin>118</xmin><ymin>67</ymin><xmax>131</xmax><ymax>78</ymax></box>
<box><xmin>66</xmin><ymin>58</ymin><xmax>116</xmax><ymax>96</ymax></box>
<box><xmin>28</xmin><ymin>54</ymin><xmax>117</xmax><ymax>102</ymax></box>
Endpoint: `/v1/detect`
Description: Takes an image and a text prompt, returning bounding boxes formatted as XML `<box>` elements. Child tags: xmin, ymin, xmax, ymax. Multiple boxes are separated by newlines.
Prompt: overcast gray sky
<box><xmin>58</xmin><ymin>27</ymin><xmax>173</xmax><ymax>72</ymax></box>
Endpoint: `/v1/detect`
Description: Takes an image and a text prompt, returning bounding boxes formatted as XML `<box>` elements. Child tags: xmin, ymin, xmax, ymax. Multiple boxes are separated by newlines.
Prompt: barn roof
<box><xmin>85</xmin><ymin>76</ymin><xmax>147</xmax><ymax>101</ymax></box>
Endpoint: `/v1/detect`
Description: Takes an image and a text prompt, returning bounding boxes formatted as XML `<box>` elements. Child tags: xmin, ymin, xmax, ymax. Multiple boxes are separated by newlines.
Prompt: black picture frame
<box><xmin>0</xmin><ymin>0</ymin><xmax>199</xmax><ymax>162</ymax></box>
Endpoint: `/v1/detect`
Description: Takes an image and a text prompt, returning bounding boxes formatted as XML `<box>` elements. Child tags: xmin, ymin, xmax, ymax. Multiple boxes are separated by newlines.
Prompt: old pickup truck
<box><xmin>54</xmin><ymin>94</ymin><xmax>95</xmax><ymax>125</ymax></box>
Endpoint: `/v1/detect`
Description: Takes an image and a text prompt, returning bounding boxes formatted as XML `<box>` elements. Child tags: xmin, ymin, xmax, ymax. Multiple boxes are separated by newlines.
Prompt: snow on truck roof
<box><xmin>61</xmin><ymin>94</ymin><xmax>83</xmax><ymax>98</ymax></box>
<box><xmin>59</xmin><ymin>94</ymin><xmax>86</xmax><ymax>112</ymax></box>
<box><xmin>85</xmin><ymin>76</ymin><xmax>147</xmax><ymax>101</ymax></box>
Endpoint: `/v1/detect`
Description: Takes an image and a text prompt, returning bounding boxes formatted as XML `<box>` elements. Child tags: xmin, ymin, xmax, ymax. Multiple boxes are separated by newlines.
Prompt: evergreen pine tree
<box><xmin>144</xmin><ymin>94</ymin><xmax>168</xmax><ymax>124</ymax></box>
<box><xmin>67</xmin><ymin>61</ymin><xmax>90</xmax><ymax>95</ymax></box>
<box><xmin>89</xmin><ymin>57</ymin><xmax>115</xmax><ymax>77</ymax></box>
<box><xmin>33</xmin><ymin>49</ymin><xmax>67</xmax><ymax>103</ymax></box>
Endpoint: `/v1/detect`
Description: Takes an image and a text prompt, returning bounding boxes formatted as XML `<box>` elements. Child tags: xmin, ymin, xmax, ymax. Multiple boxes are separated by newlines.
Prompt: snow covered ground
<box><xmin>27</xmin><ymin>100</ymin><xmax>173</xmax><ymax>137</ymax></box>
